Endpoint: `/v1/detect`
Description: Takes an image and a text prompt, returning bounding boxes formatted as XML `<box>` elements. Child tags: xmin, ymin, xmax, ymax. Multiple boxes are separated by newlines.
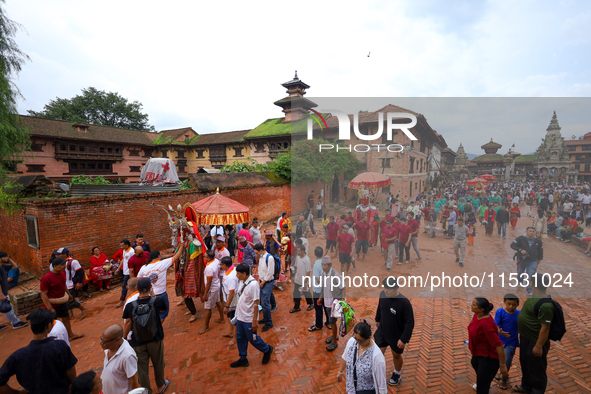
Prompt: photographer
<box><xmin>510</xmin><ymin>227</ymin><xmax>543</xmax><ymax>296</ymax></box>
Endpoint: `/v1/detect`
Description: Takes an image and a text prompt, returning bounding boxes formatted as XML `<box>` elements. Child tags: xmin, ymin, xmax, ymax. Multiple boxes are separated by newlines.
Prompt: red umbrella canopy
<box><xmin>479</xmin><ymin>174</ymin><xmax>496</xmax><ymax>180</ymax></box>
<box><xmin>348</xmin><ymin>172</ymin><xmax>392</xmax><ymax>190</ymax></box>
<box><xmin>466</xmin><ymin>177</ymin><xmax>489</xmax><ymax>185</ymax></box>
<box><xmin>187</xmin><ymin>191</ymin><xmax>250</xmax><ymax>225</ymax></box>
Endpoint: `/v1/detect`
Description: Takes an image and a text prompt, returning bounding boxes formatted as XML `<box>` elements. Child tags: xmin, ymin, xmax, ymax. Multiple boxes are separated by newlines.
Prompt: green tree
<box><xmin>0</xmin><ymin>0</ymin><xmax>30</xmax><ymax>180</ymax></box>
<box><xmin>291</xmin><ymin>139</ymin><xmax>360</xmax><ymax>184</ymax></box>
<box><xmin>28</xmin><ymin>87</ymin><xmax>156</xmax><ymax>132</ymax></box>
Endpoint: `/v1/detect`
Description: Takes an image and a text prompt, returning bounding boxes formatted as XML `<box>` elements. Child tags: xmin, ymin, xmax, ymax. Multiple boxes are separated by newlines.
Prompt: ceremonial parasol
<box><xmin>466</xmin><ymin>177</ymin><xmax>489</xmax><ymax>186</ymax></box>
<box><xmin>347</xmin><ymin>172</ymin><xmax>392</xmax><ymax>190</ymax></box>
<box><xmin>479</xmin><ymin>174</ymin><xmax>496</xmax><ymax>180</ymax></box>
<box><xmin>184</xmin><ymin>189</ymin><xmax>250</xmax><ymax>225</ymax></box>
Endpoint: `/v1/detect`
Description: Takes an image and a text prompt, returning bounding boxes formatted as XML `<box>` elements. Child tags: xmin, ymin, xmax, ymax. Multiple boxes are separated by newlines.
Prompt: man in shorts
<box><xmin>318</xmin><ymin>256</ymin><xmax>345</xmax><ymax>352</ymax></box>
<box><xmin>198</xmin><ymin>250</ymin><xmax>224</xmax><ymax>334</ymax></box>
<box><xmin>353</xmin><ymin>216</ymin><xmax>371</xmax><ymax>262</ymax></box>
<box><xmin>39</xmin><ymin>257</ymin><xmax>83</xmax><ymax>341</ymax></box>
<box><xmin>374</xmin><ymin>277</ymin><xmax>415</xmax><ymax>386</ymax></box>
<box><xmin>336</xmin><ymin>225</ymin><xmax>355</xmax><ymax>274</ymax></box>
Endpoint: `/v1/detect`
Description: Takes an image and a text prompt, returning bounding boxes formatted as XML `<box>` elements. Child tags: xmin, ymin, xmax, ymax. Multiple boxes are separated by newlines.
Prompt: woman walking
<box><xmin>532</xmin><ymin>209</ymin><xmax>546</xmax><ymax>238</ymax></box>
<box><xmin>337</xmin><ymin>320</ymin><xmax>387</xmax><ymax>394</ymax></box>
<box><xmin>468</xmin><ymin>298</ymin><xmax>508</xmax><ymax>393</ymax></box>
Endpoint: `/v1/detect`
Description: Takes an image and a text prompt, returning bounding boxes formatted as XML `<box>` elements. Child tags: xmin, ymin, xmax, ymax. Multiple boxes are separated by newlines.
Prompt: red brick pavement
<box><xmin>1</xmin><ymin>216</ymin><xmax>591</xmax><ymax>393</ymax></box>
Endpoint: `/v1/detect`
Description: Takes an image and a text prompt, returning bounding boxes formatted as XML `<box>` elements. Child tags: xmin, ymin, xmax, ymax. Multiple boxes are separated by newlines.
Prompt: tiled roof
<box><xmin>21</xmin><ymin>115</ymin><xmax>155</xmax><ymax>146</ymax></box>
<box><xmin>470</xmin><ymin>154</ymin><xmax>504</xmax><ymax>162</ymax></box>
<box><xmin>191</xmin><ymin>130</ymin><xmax>250</xmax><ymax>146</ymax></box>
<box><xmin>565</xmin><ymin>139</ymin><xmax>591</xmax><ymax>146</ymax></box>
<box><xmin>441</xmin><ymin>147</ymin><xmax>457</xmax><ymax>155</ymax></box>
<box><xmin>481</xmin><ymin>139</ymin><xmax>502</xmax><ymax>149</ymax></box>
<box><xmin>515</xmin><ymin>154</ymin><xmax>537</xmax><ymax>163</ymax></box>
<box><xmin>159</xmin><ymin>127</ymin><xmax>196</xmax><ymax>140</ymax></box>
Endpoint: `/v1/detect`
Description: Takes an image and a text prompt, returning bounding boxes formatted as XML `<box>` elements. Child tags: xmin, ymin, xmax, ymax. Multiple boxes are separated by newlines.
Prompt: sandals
<box><xmin>498</xmin><ymin>378</ymin><xmax>508</xmax><ymax>390</ymax></box>
<box><xmin>289</xmin><ymin>308</ymin><xmax>301</xmax><ymax>313</ymax></box>
<box><xmin>326</xmin><ymin>342</ymin><xmax>338</xmax><ymax>351</ymax></box>
<box><xmin>306</xmin><ymin>305</ymin><xmax>314</xmax><ymax>311</ymax></box>
<box><xmin>308</xmin><ymin>325</ymin><xmax>322</xmax><ymax>332</ymax></box>
<box><xmin>325</xmin><ymin>323</ymin><xmax>332</xmax><ymax>329</ymax></box>
<box><xmin>511</xmin><ymin>385</ymin><xmax>529</xmax><ymax>393</ymax></box>
<box><xmin>325</xmin><ymin>336</ymin><xmax>333</xmax><ymax>344</ymax></box>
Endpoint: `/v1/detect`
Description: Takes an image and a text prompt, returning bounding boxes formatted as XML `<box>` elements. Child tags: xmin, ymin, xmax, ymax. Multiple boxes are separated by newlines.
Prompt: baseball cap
<box><xmin>137</xmin><ymin>278</ymin><xmax>152</xmax><ymax>292</ymax></box>
<box><xmin>53</xmin><ymin>247</ymin><xmax>69</xmax><ymax>255</ymax></box>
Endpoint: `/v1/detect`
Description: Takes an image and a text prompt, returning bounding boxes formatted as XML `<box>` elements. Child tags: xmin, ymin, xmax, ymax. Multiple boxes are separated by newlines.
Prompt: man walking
<box><xmin>496</xmin><ymin>205</ymin><xmax>510</xmax><ymax>239</ymax></box>
<box><xmin>230</xmin><ymin>263</ymin><xmax>273</xmax><ymax>368</ymax></box>
<box><xmin>407</xmin><ymin>212</ymin><xmax>422</xmax><ymax>261</ymax></box>
<box><xmin>116</xmin><ymin>239</ymin><xmax>135</xmax><ymax>308</ymax></box>
<box><xmin>381</xmin><ymin>219</ymin><xmax>398</xmax><ymax>272</ymax></box>
<box><xmin>397</xmin><ymin>218</ymin><xmax>412</xmax><ymax>264</ymax></box>
<box><xmin>484</xmin><ymin>205</ymin><xmax>496</xmax><ymax>236</ymax></box>
<box><xmin>513</xmin><ymin>280</ymin><xmax>555</xmax><ymax>394</ymax></box>
<box><xmin>123</xmin><ymin>278</ymin><xmax>169</xmax><ymax>394</ymax></box>
<box><xmin>510</xmin><ymin>227</ymin><xmax>543</xmax><ymax>296</ymax></box>
<box><xmin>428</xmin><ymin>206</ymin><xmax>438</xmax><ymax>238</ymax></box>
<box><xmin>375</xmin><ymin>277</ymin><xmax>415</xmax><ymax>386</ymax></box>
<box><xmin>198</xmin><ymin>250</ymin><xmax>225</xmax><ymax>334</ymax></box>
<box><xmin>291</xmin><ymin>245</ymin><xmax>313</xmax><ymax>313</ymax></box>
<box><xmin>0</xmin><ymin>309</ymin><xmax>77</xmax><ymax>394</ymax></box>
<box><xmin>128</xmin><ymin>246</ymin><xmax>149</xmax><ymax>278</ymax></box>
<box><xmin>353</xmin><ymin>215</ymin><xmax>371</xmax><ymax>262</ymax></box>
<box><xmin>446</xmin><ymin>206</ymin><xmax>457</xmax><ymax>239</ymax></box>
<box><xmin>100</xmin><ymin>324</ymin><xmax>141</xmax><ymax>394</ymax></box>
<box><xmin>453</xmin><ymin>218</ymin><xmax>471</xmax><ymax>267</ymax></box>
<box><xmin>40</xmin><ymin>257</ymin><xmax>83</xmax><ymax>340</ymax></box>
<box><xmin>254</xmin><ymin>243</ymin><xmax>275</xmax><ymax>332</ymax></box>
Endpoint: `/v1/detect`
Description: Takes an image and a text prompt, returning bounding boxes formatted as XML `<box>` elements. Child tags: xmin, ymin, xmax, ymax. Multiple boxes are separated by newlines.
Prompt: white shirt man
<box><xmin>204</xmin><ymin>258</ymin><xmax>221</xmax><ymax>293</ymax></box>
<box><xmin>250</xmin><ymin>224</ymin><xmax>262</xmax><ymax>245</ymax></box>
<box><xmin>64</xmin><ymin>258</ymin><xmax>83</xmax><ymax>290</ymax></box>
<box><xmin>236</xmin><ymin>275</ymin><xmax>259</xmax><ymax>323</ymax></box>
<box><xmin>512</xmin><ymin>195</ymin><xmax>520</xmax><ymax>205</ymax></box>
<box><xmin>122</xmin><ymin>246</ymin><xmax>135</xmax><ymax>276</ymax></box>
<box><xmin>583</xmin><ymin>193</ymin><xmax>591</xmax><ymax>205</ymax></box>
<box><xmin>293</xmin><ymin>253</ymin><xmax>311</xmax><ymax>287</ymax></box>
<box><xmin>257</xmin><ymin>252</ymin><xmax>275</xmax><ymax>284</ymax></box>
<box><xmin>102</xmin><ymin>338</ymin><xmax>138</xmax><ymax>394</ymax></box>
<box><xmin>222</xmin><ymin>265</ymin><xmax>239</xmax><ymax>309</ymax></box>
<box><xmin>137</xmin><ymin>257</ymin><xmax>174</xmax><ymax>296</ymax></box>
<box><xmin>48</xmin><ymin>319</ymin><xmax>70</xmax><ymax>347</ymax></box>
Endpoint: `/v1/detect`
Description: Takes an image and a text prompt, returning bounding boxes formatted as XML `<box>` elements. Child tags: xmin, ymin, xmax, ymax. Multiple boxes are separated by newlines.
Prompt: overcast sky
<box><xmin>6</xmin><ymin>0</ymin><xmax>591</xmax><ymax>154</ymax></box>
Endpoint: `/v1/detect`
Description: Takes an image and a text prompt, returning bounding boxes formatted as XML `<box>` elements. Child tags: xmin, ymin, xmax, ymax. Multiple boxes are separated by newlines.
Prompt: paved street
<box><xmin>1</xmin><ymin>216</ymin><xmax>591</xmax><ymax>393</ymax></box>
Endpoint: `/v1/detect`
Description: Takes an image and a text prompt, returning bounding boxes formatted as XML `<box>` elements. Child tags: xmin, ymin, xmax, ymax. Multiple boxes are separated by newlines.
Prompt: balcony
<box><xmin>55</xmin><ymin>151</ymin><xmax>123</xmax><ymax>161</ymax></box>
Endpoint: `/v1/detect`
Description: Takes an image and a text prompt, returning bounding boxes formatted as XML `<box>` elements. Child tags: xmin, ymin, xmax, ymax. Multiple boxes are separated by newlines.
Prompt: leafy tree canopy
<box><xmin>291</xmin><ymin>139</ymin><xmax>360</xmax><ymax>184</ymax></box>
<box><xmin>0</xmin><ymin>0</ymin><xmax>30</xmax><ymax>180</ymax></box>
<box><xmin>28</xmin><ymin>87</ymin><xmax>156</xmax><ymax>132</ymax></box>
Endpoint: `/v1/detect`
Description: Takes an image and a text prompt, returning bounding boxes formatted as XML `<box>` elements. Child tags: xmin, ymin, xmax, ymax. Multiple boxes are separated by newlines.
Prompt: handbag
<box><xmin>0</xmin><ymin>299</ymin><xmax>11</xmax><ymax>313</ymax></box>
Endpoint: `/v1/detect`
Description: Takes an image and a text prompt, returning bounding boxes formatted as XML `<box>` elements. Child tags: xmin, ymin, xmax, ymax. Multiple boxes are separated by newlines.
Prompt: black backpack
<box><xmin>131</xmin><ymin>298</ymin><xmax>159</xmax><ymax>343</ymax></box>
<box><xmin>534</xmin><ymin>297</ymin><xmax>566</xmax><ymax>342</ymax></box>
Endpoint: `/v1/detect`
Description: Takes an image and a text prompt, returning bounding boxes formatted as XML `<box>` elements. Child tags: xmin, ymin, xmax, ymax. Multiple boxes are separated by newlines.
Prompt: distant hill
<box><xmin>466</xmin><ymin>153</ymin><xmax>478</xmax><ymax>160</ymax></box>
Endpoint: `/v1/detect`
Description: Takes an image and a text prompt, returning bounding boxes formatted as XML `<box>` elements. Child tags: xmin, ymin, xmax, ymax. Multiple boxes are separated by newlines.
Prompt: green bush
<box><xmin>70</xmin><ymin>175</ymin><xmax>111</xmax><ymax>185</ymax></box>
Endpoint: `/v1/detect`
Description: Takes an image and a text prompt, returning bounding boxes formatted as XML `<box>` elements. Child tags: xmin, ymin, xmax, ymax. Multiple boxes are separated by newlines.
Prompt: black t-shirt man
<box><xmin>374</xmin><ymin>290</ymin><xmax>415</xmax><ymax>353</ymax></box>
<box><xmin>0</xmin><ymin>337</ymin><xmax>77</xmax><ymax>394</ymax></box>
<box><xmin>122</xmin><ymin>296</ymin><xmax>167</xmax><ymax>347</ymax></box>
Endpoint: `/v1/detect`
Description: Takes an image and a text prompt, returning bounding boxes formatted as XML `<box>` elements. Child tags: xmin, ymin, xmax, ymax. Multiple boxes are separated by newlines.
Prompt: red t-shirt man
<box><xmin>381</xmin><ymin>225</ymin><xmax>398</xmax><ymax>247</ymax></box>
<box><xmin>327</xmin><ymin>221</ymin><xmax>340</xmax><ymax>241</ymax></box>
<box><xmin>337</xmin><ymin>233</ymin><xmax>355</xmax><ymax>254</ymax></box>
<box><xmin>398</xmin><ymin>223</ymin><xmax>413</xmax><ymax>244</ymax></box>
<box><xmin>354</xmin><ymin>221</ymin><xmax>371</xmax><ymax>241</ymax></box>
<box><xmin>408</xmin><ymin>219</ymin><xmax>419</xmax><ymax>238</ymax></box>
<box><xmin>128</xmin><ymin>251</ymin><xmax>149</xmax><ymax>278</ymax></box>
<box><xmin>40</xmin><ymin>270</ymin><xmax>67</xmax><ymax>309</ymax></box>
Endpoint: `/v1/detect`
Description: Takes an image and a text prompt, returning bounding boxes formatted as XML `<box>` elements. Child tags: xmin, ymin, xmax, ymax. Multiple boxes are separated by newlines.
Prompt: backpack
<box><xmin>131</xmin><ymin>298</ymin><xmax>159</xmax><ymax>343</ymax></box>
<box><xmin>266</xmin><ymin>253</ymin><xmax>281</xmax><ymax>280</ymax></box>
<box><xmin>534</xmin><ymin>297</ymin><xmax>566</xmax><ymax>342</ymax></box>
<box><xmin>338</xmin><ymin>300</ymin><xmax>356</xmax><ymax>337</ymax></box>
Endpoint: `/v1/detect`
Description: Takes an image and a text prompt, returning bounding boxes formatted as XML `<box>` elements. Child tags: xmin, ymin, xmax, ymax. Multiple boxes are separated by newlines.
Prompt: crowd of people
<box><xmin>0</xmin><ymin>178</ymin><xmax>581</xmax><ymax>393</ymax></box>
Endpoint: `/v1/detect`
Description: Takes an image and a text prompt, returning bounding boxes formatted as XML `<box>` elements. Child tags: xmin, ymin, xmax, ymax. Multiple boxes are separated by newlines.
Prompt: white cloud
<box><xmin>4</xmin><ymin>0</ymin><xmax>591</xmax><ymax>153</ymax></box>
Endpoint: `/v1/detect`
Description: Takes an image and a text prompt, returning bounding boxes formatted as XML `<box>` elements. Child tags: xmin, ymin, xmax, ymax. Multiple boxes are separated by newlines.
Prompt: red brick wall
<box><xmin>0</xmin><ymin>185</ymin><xmax>292</xmax><ymax>277</ymax></box>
